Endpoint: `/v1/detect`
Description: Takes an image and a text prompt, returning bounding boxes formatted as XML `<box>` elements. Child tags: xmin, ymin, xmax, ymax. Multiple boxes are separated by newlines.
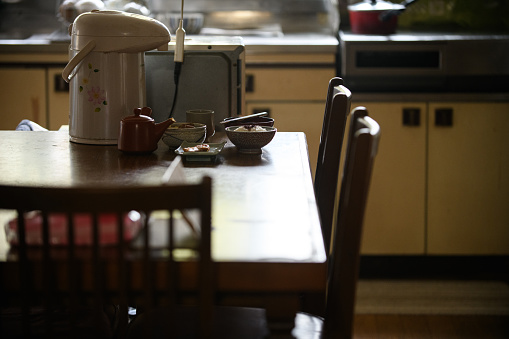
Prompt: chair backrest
<box><xmin>314</xmin><ymin>77</ymin><xmax>352</xmax><ymax>253</ymax></box>
<box><xmin>0</xmin><ymin>175</ymin><xmax>213</xmax><ymax>338</ymax></box>
<box><xmin>323</xmin><ymin>107</ymin><xmax>380</xmax><ymax>339</ymax></box>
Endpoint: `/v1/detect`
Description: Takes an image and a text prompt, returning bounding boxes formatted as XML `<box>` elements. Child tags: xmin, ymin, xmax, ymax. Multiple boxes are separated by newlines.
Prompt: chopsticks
<box><xmin>220</xmin><ymin>111</ymin><xmax>268</xmax><ymax>124</ymax></box>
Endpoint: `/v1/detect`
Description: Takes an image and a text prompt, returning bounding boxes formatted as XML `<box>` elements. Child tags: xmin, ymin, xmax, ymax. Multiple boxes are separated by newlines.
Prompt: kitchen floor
<box><xmin>270</xmin><ymin>279</ymin><xmax>509</xmax><ymax>338</ymax></box>
<box><xmin>270</xmin><ymin>314</ymin><xmax>509</xmax><ymax>339</ymax></box>
<box><xmin>353</xmin><ymin>313</ymin><xmax>509</xmax><ymax>339</ymax></box>
<box><xmin>355</xmin><ymin>279</ymin><xmax>509</xmax><ymax>315</ymax></box>
<box><xmin>352</xmin><ymin>279</ymin><xmax>509</xmax><ymax>338</ymax></box>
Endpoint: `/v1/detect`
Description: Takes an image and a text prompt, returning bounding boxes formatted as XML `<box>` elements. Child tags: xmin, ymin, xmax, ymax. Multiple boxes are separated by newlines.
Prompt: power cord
<box><xmin>168</xmin><ymin>61</ymin><xmax>182</xmax><ymax>119</ymax></box>
<box><xmin>168</xmin><ymin>0</ymin><xmax>186</xmax><ymax>119</ymax></box>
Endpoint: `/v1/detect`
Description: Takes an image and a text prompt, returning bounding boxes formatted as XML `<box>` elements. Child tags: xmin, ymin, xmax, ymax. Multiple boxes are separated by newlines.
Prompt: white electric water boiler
<box><xmin>62</xmin><ymin>10</ymin><xmax>171</xmax><ymax>145</ymax></box>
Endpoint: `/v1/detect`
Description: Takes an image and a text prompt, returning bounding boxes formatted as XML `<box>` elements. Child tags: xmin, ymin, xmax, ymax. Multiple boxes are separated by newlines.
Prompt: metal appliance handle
<box><xmin>62</xmin><ymin>40</ymin><xmax>96</xmax><ymax>83</ymax></box>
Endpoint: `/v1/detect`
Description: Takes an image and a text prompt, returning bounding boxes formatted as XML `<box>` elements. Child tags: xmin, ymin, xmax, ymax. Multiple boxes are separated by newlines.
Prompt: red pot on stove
<box><xmin>348</xmin><ymin>0</ymin><xmax>406</xmax><ymax>35</ymax></box>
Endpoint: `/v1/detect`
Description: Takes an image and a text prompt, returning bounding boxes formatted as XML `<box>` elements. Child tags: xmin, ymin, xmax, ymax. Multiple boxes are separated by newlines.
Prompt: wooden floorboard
<box><xmin>269</xmin><ymin>314</ymin><xmax>509</xmax><ymax>338</ymax></box>
<box><xmin>353</xmin><ymin>314</ymin><xmax>509</xmax><ymax>339</ymax></box>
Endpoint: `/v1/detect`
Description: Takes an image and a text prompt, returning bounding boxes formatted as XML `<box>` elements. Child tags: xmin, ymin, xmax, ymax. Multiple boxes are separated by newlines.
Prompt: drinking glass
<box><xmin>186</xmin><ymin>109</ymin><xmax>215</xmax><ymax>141</ymax></box>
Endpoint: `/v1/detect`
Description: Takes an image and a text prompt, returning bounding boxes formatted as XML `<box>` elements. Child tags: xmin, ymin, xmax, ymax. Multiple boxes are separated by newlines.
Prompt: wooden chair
<box><xmin>293</xmin><ymin>107</ymin><xmax>381</xmax><ymax>339</ymax></box>
<box><xmin>0</xmin><ymin>173</ymin><xmax>269</xmax><ymax>338</ymax></box>
<box><xmin>314</xmin><ymin>77</ymin><xmax>352</xmax><ymax>253</ymax></box>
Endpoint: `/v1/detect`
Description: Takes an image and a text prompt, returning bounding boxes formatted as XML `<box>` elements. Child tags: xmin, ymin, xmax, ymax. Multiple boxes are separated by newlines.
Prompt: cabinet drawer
<box><xmin>245</xmin><ymin>68</ymin><xmax>335</xmax><ymax>101</ymax></box>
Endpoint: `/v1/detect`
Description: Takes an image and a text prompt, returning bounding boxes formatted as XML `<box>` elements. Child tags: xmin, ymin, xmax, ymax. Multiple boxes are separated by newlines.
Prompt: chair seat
<box><xmin>0</xmin><ymin>306</ymin><xmax>114</xmax><ymax>339</ymax></box>
<box><xmin>291</xmin><ymin>312</ymin><xmax>324</xmax><ymax>339</ymax></box>
<box><xmin>126</xmin><ymin>305</ymin><xmax>270</xmax><ymax>339</ymax></box>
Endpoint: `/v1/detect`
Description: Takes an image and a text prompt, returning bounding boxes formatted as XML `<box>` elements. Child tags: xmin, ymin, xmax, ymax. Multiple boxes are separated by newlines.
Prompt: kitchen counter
<box><xmin>0</xmin><ymin>39</ymin><xmax>69</xmax><ymax>53</ymax></box>
<box><xmin>241</xmin><ymin>34</ymin><xmax>338</xmax><ymax>54</ymax></box>
<box><xmin>0</xmin><ymin>33</ymin><xmax>339</xmax><ymax>57</ymax></box>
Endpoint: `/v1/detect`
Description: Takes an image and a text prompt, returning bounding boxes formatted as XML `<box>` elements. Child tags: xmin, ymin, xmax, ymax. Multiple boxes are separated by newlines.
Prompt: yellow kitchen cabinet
<box><xmin>352</xmin><ymin>102</ymin><xmax>427</xmax><ymax>255</ymax></box>
<box><xmin>47</xmin><ymin>67</ymin><xmax>69</xmax><ymax>130</ymax></box>
<box><xmin>246</xmin><ymin>101</ymin><xmax>326</xmax><ymax>173</ymax></box>
<box><xmin>0</xmin><ymin>68</ymin><xmax>47</xmax><ymax>130</ymax></box>
<box><xmin>244</xmin><ymin>53</ymin><xmax>336</xmax><ymax>177</ymax></box>
<box><xmin>427</xmin><ymin>102</ymin><xmax>509</xmax><ymax>255</ymax></box>
<box><xmin>354</xmin><ymin>101</ymin><xmax>509</xmax><ymax>255</ymax></box>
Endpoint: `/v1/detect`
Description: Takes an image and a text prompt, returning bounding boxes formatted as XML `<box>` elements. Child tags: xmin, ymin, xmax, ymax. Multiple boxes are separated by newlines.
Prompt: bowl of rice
<box><xmin>225</xmin><ymin>125</ymin><xmax>277</xmax><ymax>154</ymax></box>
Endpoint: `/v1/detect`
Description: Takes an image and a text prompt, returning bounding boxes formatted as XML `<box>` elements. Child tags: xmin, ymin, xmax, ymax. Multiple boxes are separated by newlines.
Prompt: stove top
<box><xmin>339</xmin><ymin>30</ymin><xmax>509</xmax><ymax>42</ymax></box>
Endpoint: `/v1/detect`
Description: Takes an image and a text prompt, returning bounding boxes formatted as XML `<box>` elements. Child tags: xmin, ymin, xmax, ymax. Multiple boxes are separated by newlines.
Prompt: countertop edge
<box><xmin>0</xmin><ymin>34</ymin><xmax>339</xmax><ymax>56</ymax></box>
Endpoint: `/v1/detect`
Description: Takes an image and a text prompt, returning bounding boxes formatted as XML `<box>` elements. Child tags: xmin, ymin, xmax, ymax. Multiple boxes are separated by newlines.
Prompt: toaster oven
<box><xmin>145</xmin><ymin>36</ymin><xmax>245</xmax><ymax>130</ymax></box>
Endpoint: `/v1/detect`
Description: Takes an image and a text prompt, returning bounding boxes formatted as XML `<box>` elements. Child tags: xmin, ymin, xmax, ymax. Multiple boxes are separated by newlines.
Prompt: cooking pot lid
<box><xmin>348</xmin><ymin>0</ymin><xmax>405</xmax><ymax>11</ymax></box>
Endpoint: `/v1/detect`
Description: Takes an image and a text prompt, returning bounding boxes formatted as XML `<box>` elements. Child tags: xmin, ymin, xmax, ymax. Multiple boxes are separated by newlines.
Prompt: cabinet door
<box><xmin>353</xmin><ymin>102</ymin><xmax>427</xmax><ymax>254</ymax></box>
<box><xmin>427</xmin><ymin>102</ymin><xmax>509</xmax><ymax>254</ymax></box>
<box><xmin>0</xmin><ymin>69</ymin><xmax>47</xmax><ymax>130</ymax></box>
<box><xmin>244</xmin><ymin>65</ymin><xmax>335</xmax><ymax>177</ymax></box>
<box><xmin>246</xmin><ymin>102</ymin><xmax>325</xmax><ymax>177</ymax></box>
<box><xmin>245</xmin><ymin>68</ymin><xmax>335</xmax><ymax>101</ymax></box>
<box><xmin>47</xmin><ymin>67</ymin><xmax>70</xmax><ymax>130</ymax></box>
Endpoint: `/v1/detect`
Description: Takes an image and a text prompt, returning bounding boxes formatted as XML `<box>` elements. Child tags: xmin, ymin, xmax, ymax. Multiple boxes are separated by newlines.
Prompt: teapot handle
<box><xmin>62</xmin><ymin>40</ymin><xmax>96</xmax><ymax>83</ymax></box>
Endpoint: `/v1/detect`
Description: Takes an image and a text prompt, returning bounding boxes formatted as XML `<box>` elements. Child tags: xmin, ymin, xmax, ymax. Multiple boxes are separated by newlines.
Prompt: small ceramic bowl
<box><xmin>167</xmin><ymin>12</ymin><xmax>204</xmax><ymax>35</ymax></box>
<box><xmin>222</xmin><ymin>116</ymin><xmax>274</xmax><ymax>128</ymax></box>
<box><xmin>162</xmin><ymin>123</ymin><xmax>206</xmax><ymax>149</ymax></box>
<box><xmin>225</xmin><ymin>126</ymin><xmax>277</xmax><ymax>154</ymax></box>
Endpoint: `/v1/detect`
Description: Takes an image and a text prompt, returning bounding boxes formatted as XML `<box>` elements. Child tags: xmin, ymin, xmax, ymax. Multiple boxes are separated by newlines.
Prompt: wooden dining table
<box><xmin>0</xmin><ymin>130</ymin><xmax>327</xmax><ymax>321</ymax></box>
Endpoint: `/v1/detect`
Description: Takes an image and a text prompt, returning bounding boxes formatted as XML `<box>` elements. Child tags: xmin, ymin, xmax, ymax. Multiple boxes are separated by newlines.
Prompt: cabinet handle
<box><xmin>31</xmin><ymin>97</ymin><xmax>40</xmax><ymax>124</ymax></box>
<box><xmin>402</xmin><ymin>108</ymin><xmax>420</xmax><ymax>126</ymax></box>
<box><xmin>54</xmin><ymin>74</ymin><xmax>69</xmax><ymax>92</ymax></box>
<box><xmin>245</xmin><ymin>74</ymin><xmax>254</xmax><ymax>93</ymax></box>
<box><xmin>435</xmin><ymin>108</ymin><xmax>453</xmax><ymax>127</ymax></box>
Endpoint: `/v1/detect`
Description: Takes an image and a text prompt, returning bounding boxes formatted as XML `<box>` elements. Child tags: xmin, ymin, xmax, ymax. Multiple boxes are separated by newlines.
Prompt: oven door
<box><xmin>339</xmin><ymin>32</ymin><xmax>509</xmax><ymax>93</ymax></box>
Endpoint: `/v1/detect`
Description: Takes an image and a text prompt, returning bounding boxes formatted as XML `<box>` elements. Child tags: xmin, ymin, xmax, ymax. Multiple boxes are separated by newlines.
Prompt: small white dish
<box><xmin>174</xmin><ymin>141</ymin><xmax>226</xmax><ymax>162</ymax></box>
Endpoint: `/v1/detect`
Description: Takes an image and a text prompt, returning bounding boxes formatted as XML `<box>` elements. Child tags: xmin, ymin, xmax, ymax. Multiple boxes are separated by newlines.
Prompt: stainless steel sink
<box><xmin>29</xmin><ymin>28</ymin><xmax>70</xmax><ymax>43</ymax></box>
<box><xmin>0</xmin><ymin>28</ymin><xmax>70</xmax><ymax>43</ymax></box>
<box><xmin>0</xmin><ymin>32</ymin><xmax>32</xmax><ymax>40</ymax></box>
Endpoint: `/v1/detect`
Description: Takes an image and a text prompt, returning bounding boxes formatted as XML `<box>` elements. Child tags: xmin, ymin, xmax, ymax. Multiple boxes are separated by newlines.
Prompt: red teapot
<box><xmin>118</xmin><ymin>107</ymin><xmax>175</xmax><ymax>154</ymax></box>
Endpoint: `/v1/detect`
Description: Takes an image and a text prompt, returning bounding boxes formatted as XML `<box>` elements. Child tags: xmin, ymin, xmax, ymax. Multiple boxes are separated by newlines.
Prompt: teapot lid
<box><xmin>123</xmin><ymin>107</ymin><xmax>154</xmax><ymax>123</ymax></box>
<box><xmin>71</xmin><ymin>10</ymin><xmax>171</xmax><ymax>52</ymax></box>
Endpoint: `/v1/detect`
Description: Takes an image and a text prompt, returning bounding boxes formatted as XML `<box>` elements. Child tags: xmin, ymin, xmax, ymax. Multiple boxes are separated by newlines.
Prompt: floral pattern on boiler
<box><xmin>79</xmin><ymin>63</ymin><xmax>108</xmax><ymax>112</ymax></box>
